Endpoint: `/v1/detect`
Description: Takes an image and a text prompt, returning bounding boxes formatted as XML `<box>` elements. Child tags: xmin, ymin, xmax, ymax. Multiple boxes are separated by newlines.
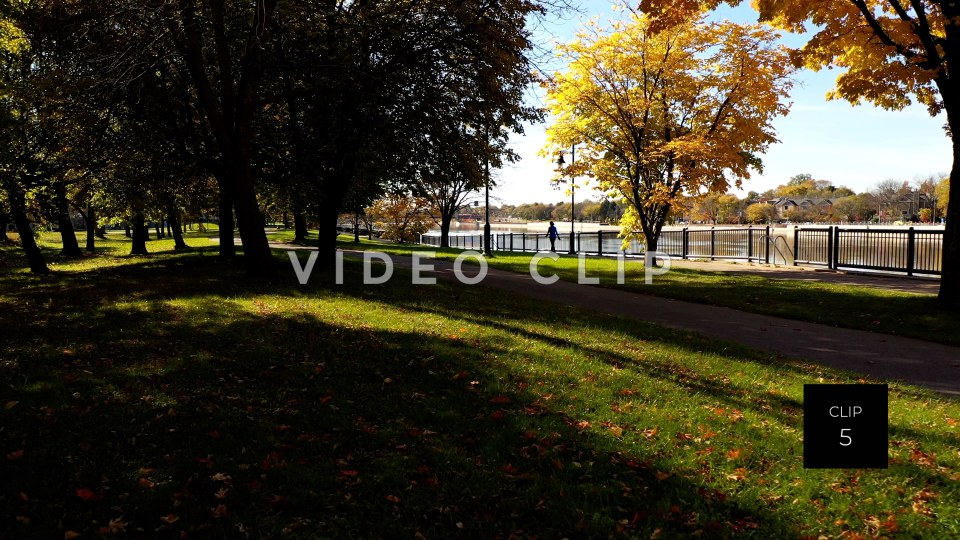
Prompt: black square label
<box><xmin>803</xmin><ymin>384</ymin><xmax>888</xmax><ymax>468</ymax></box>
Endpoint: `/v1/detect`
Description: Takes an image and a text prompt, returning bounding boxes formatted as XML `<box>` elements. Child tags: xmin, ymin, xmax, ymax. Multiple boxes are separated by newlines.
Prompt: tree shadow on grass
<box><xmin>0</xmin><ymin>257</ymin><xmax>808</xmax><ymax>538</ymax></box>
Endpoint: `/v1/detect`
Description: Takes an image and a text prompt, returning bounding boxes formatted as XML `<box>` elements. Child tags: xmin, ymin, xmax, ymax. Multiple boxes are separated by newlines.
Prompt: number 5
<box><xmin>839</xmin><ymin>428</ymin><xmax>852</xmax><ymax>447</ymax></box>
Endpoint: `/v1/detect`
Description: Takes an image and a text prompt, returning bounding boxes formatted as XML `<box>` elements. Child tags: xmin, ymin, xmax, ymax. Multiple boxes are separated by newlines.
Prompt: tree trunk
<box><xmin>317</xmin><ymin>210</ymin><xmax>340</xmax><ymax>270</ymax></box>
<box><xmin>85</xmin><ymin>204</ymin><xmax>95</xmax><ymax>253</ymax></box>
<box><xmin>55</xmin><ymin>185</ymin><xmax>82</xmax><ymax>257</ymax></box>
<box><xmin>131</xmin><ymin>213</ymin><xmax>149</xmax><ymax>255</ymax></box>
<box><xmin>8</xmin><ymin>187</ymin><xmax>48</xmax><ymax>274</ymax></box>
<box><xmin>440</xmin><ymin>213</ymin><xmax>452</xmax><ymax>248</ymax></box>
<box><xmin>124</xmin><ymin>223</ymin><xmax>131</xmax><ymax>238</ymax></box>
<box><xmin>230</xmin><ymin>153</ymin><xmax>275</xmax><ymax>277</ymax></box>
<box><xmin>155</xmin><ymin>222</ymin><xmax>164</xmax><ymax>239</ymax></box>
<box><xmin>353</xmin><ymin>211</ymin><xmax>361</xmax><ymax>243</ymax></box>
<box><xmin>938</xmin><ymin>138</ymin><xmax>960</xmax><ymax>308</ymax></box>
<box><xmin>168</xmin><ymin>208</ymin><xmax>188</xmax><ymax>249</ymax></box>
<box><xmin>293</xmin><ymin>203</ymin><xmax>308</xmax><ymax>243</ymax></box>
<box><xmin>217</xmin><ymin>182</ymin><xmax>236</xmax><ymax>259</ymax></box>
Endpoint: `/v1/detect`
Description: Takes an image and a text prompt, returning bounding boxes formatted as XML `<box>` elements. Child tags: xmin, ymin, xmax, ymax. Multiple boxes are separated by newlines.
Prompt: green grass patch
<box><xmin>334</xmin><ymin>237</ymin><xmax>960</xmax><ymax>347</ymax></box>
<box><xmin>1</xmin><ymin>236</ymin><xmax>959</xmax><ymax>537</ymax></box>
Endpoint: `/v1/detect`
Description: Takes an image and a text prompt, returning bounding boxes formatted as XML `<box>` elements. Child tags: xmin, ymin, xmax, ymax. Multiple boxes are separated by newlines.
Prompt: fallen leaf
<box><xmin>98</xmin><ymin>517</ymin><xmax>128</xmax><ymax>534</ymax></box>
<box><xmin>160</xmin><ymin>514</ymin><xmax>179</xmax><ymax>524</ymax></box>
<box><xmin>6</xmin><ymin>449</ymin><xmax>24</xmax><ymax>461</ymax></box>
<box><xmin>726</xmin><ymin>449</ymin><xmax>741</xmax><ymax>460</ymax></box>
<box><xmin>608</xmin><ymin>426</ymin><xmax>624</xmax><ymax>438</ymax></box>
<box><xmin>138</xmin><ymin>478</ymin><xmax>155</xmax><ymax>489</ymax></box>
<box><xmin>75</xmin><ymin>488</ymin><xmax>99</xmax><ymax>502</ymax></box>
<box><xmin>489</xmin><ymin>395</ymin><xmax>512</xmax><ymax>404</ymax></box>
<box><xmin>726</xmin><ymin>468</ymin><xmax>747</xmax><ymax>481</ymax></box>
<box><xmin>4</xmin><ymin>401</ymin><xmax>19</xmax><ymax>410</ymax></box>
<box><xmin>655</xmin><ymin>471</ymin><xmax>670</xmax><ymax>481</ymax></box>
<box><xmin>64</xmin><ymin>531</ymin><xmax>81</xmax><ymax>539</ymax></box>
<box><xmin>385</xmin><ymin>494</ymin><xmax>401</xmax><ymax>504</ymax></box>
<box><xmin>210</xmin><ymin>504</ymin><xmax>228</xmax><ymax>518</ymax></box>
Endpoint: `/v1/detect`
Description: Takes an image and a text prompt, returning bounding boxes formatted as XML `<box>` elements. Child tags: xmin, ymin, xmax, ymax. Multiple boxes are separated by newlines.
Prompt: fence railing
<box><xmin>420</xmin><ymin>227</ymin><xmax>775</xmax><ymax>264</ymax></box>
<box><xmin>419</xmin><ymin>225</ymin><xmax>944</xmax><ymax>278</ymax></box>
<box><xmin>795</xmin><ymin>226</ymin><xmax>942</xmax><ymax>276</ymax></box>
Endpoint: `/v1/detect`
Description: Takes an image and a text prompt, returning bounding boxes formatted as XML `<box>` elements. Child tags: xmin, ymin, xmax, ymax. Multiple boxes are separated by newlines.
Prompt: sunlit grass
<box><xmin>335</xmin><ymin>237</ymin><xmax>960</xmax><ymax>346</ymax></box>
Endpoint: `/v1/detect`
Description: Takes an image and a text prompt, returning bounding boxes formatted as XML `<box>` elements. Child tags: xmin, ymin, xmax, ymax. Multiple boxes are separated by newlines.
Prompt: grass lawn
<box><xmin>319</xmin><ymin>235</ymin><xmax>960</xmax><ymax>347</ymax></box>
<box><xmin>1</xmin><ymin>233</ymin><xmax>959</xmax><ymax>537</ymax></box>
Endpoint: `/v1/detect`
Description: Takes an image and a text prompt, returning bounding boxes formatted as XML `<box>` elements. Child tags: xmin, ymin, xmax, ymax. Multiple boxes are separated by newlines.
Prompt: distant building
<box><xmin>767</xmin><ymin>197</ymin><xmax>836</xmax><ymax>218</ymax></box>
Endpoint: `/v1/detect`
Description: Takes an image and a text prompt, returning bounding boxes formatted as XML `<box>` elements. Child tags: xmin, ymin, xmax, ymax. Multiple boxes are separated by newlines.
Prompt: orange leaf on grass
<box><xmin>726</xmin><ymin>468</ymin><xmax>748</xmax><ymax>481</ymax></box>
<box><xmin>385</xmin><ymin>494</ymin><xmax>401</xmax><ymax>504</ymax></box>
<box><xmin>76</xmin><ymin>488</ymin><xmax>99</xmax><ymax>501</ymax></box>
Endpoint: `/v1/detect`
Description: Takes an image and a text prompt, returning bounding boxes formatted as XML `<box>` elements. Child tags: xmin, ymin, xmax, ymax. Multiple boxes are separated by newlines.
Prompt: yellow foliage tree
<box><xmin>368</xmin><ymin>195</ymin><xmax>432</xmax><ymax>244</ymax></box>
<box><xmin>936</xmin><ymin>177</ymin><xmax>949</xmax><ymax>218</ymax></box>
<box><xmin>542</xmin><ymin>7</ymin><xmax>793</xmax><ymax>251</ymax></box>
<box><xmin>638</xmin><ymin>0</ymin><xmax>960</xmax><ymax>304</ymax></box>
<box><xmin>745</xmin><ymin>202</ymin><xmax>776</xmax><ymax>224</ymax></box>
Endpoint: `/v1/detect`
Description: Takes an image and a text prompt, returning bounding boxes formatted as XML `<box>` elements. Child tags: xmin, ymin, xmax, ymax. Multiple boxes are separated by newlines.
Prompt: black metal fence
<box><xmin>420</xmin><ymin>227</ymin><xmax>776</xmax><ymax>264</ymax></box>
<box><xmin>419</xmin><ymin>225</ymin><xmax>945</xmax><ymax>278</ymax></box>
<box><xmin>795</xmin><ymin>226</ymin><xmax>942</xmax><ymax>276</ymax></box>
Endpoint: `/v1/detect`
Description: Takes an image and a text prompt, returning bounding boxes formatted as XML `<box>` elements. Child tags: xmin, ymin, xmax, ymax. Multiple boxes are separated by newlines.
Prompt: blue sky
<box><xmin>492</xmin><ymin>1</ymin><xmax>952</xmax><ymax>205</ymax></box>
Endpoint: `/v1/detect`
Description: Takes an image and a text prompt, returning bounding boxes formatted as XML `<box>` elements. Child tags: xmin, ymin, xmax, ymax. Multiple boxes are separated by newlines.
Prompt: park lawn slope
<box><xmin>0</xmin><ymin>240</ymin><xmax>957</xmax><ymax>537</ymax></box>
<box><xmin>328</xmin><ymin>236</ymin><xmax>960</xmax><ymax>347</ymax></box>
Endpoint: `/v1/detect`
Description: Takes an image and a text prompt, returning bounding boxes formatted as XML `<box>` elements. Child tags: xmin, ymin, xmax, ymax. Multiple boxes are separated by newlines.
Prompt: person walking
<box><xmin>547</xmin><ymin>221</ymin><xmax>559</xmax><ymax>252</ymax></box>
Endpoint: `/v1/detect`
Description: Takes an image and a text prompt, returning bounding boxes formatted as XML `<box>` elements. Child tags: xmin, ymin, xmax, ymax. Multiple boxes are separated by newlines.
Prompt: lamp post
<box><xmin>556</xmin><ymin>145</ymin><xmax>576</xmax><ymax>254</ymax></box>
<box><xmin>483</xmin><ymin>151</ymin><xmax>492</xmax><ymax>257</ymax></box>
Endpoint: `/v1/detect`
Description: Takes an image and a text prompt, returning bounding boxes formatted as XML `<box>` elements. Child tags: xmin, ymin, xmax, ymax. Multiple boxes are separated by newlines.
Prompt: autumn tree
<box><xmin>745</xmin><ymin>202</ymin><xmax>776</xmax><ymax>223</ymax></box>
<box><xmin>543</xmin><ymin>7</ymin><xmax>793</xmax><ymax>252</ymax></box>
<box><xmin>936</xmin><ymin>177</ymin><xmax>949</xmax><ymax>218</ymax></box>
<box><xmin>368</xmin><ymin>195</ymin><xmax>432</xmax><ymax>244</ymax></box>
<box><xmin>639</xmin><ymin>0</ymin><xmax>960</xmax><ymax>305</ymax></box>
<box><xmin>831</xmin><ymin>194</ymin><xmax>878</xmax><ymax>223</ymax></box>
<box><xmin>692</xmin><ymin>193</ymin><xmax>743</xmax><ymax>223</ymax></box>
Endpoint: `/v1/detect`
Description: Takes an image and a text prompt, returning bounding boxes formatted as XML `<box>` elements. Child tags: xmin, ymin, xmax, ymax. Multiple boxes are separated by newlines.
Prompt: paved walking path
<box><xmin>280</xmin><ymin>242</ymin><xmax>960</xmax><ymax>396</ymax></box>
<box><xmin>666</xmin><ymin>259</ymin><xmax>940</xmax><ymax>295</ymax></box>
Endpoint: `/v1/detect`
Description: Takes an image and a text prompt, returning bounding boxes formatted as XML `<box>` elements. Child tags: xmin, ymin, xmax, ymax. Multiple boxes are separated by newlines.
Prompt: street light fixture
<box><xmin>556</xmin><ymin>145</ymin><xmax>576</xmax><ymax>254</ymax></box>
